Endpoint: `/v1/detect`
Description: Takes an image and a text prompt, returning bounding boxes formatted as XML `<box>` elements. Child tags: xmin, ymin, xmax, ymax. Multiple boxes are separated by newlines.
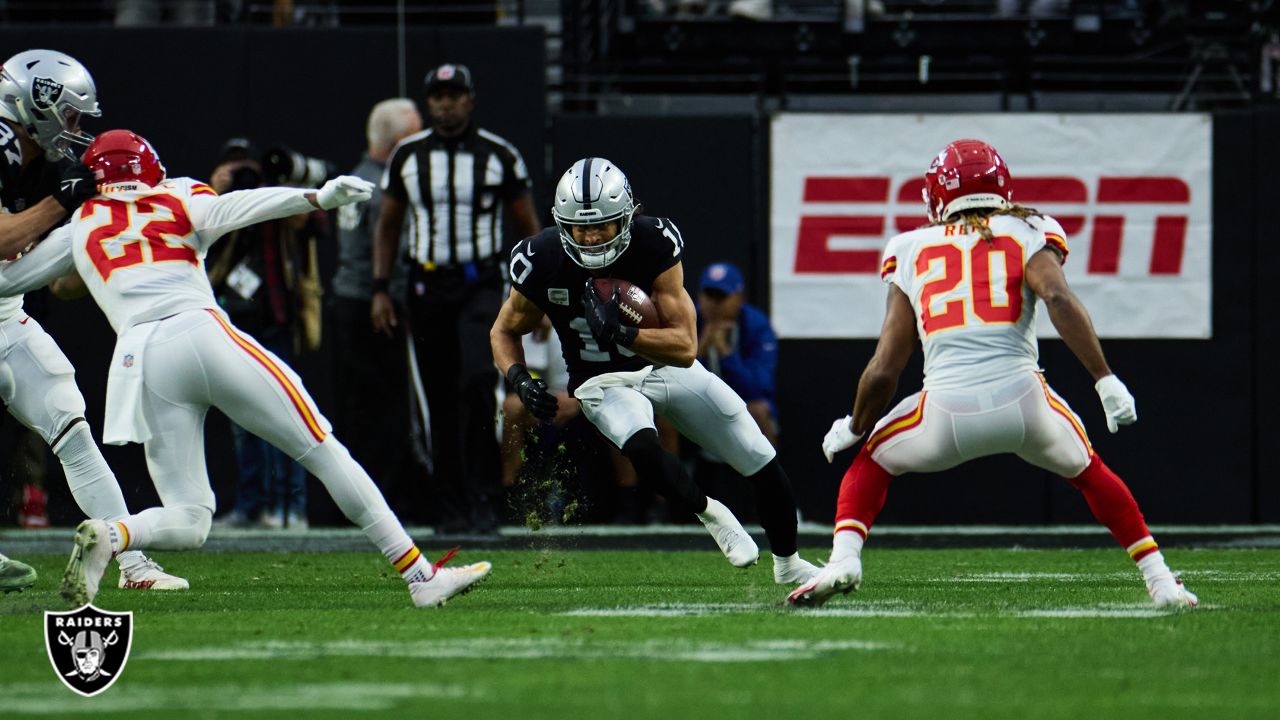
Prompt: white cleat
<box><xmin>60</xmin><ymin>520</ymin><xmax>113</xmax><ymax>607</ymax></box>
<box><xmin>787</xmin><ymin>556</ymin><xmax>862</xmax><ymax>607</ymax></box>
<box><xmin>410</xmin><ymin>561</ymin><xmax>493</xmax><ymax>608</ymax></box>
<box><xmin>1148</xmin><ymin>576</ymin><xmax>1198</xmax><ymax>609</ymax></box>
<box><xmin>697</xmin><ymin>498</ymin><xmax>758</xmax><ymax>568</ymax></box>
<box><xmin>118</xmin><ymin>553</ymin><xmax>190</xmax><ymax>591</ymax></box>
<box><xmin>0</xmin><ymin>556</ymin><xmax>38</xmax><ymax>593</ymax></box>
<box><xmin>773</xmin><ymin>554</ymin><xmax>822</xmax><ymax>585</ymax></box>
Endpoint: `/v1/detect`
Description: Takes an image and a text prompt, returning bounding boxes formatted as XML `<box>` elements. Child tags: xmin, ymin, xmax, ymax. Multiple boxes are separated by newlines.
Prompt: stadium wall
<box><xmin>0</xmin><ymin>24</ymin><xmax>1270</xmax><ymax>526</ymax></box>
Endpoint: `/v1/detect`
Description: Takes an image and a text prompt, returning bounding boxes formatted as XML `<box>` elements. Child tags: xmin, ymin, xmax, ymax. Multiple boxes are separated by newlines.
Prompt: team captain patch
<box><xmin>547</xmin><ymin>288</ymin><xmax>569</xmax><ymax>306</ymax></box>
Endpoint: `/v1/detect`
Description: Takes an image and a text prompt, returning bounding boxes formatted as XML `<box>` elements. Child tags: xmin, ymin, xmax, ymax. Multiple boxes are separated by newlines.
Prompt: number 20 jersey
<box><xmin>880</xmin><ymin>213</ymin><xmax>1070</xmax><ymax>391</ymax></box>
<box><xmin>510</xmin><ymin>214</ymin><xmax>684</xmax><ymax>393</ymax></box>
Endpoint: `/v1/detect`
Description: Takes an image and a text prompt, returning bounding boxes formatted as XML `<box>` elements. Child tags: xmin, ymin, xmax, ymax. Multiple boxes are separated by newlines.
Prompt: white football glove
<box><xmin>316</xmin><ymin>175</ymin><xmax>375</xmax><ymax>210</ymax></box>
<box><xmin>1094</xmin><ymin>374</ymin><xmax>1137</xmax><ymax>434</ymax></box>
<box><xmin>822</xmin><ymin>415</ymin><xmax>863</xmax><ymax>463</ymax></box>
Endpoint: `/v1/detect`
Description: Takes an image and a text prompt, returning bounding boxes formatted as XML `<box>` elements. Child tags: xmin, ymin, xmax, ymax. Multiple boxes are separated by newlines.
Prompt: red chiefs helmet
<box><xmin>83</xmin><ymin>129</ymin><xmax>166</xmax><ymax>187</ymax></box>
<box><xmin>922</xmin><ymin>139</ymin><xmax>1013</xmax><ymax>223</ymax></box>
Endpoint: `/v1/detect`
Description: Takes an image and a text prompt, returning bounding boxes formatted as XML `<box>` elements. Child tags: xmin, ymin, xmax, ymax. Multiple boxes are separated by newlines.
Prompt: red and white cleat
<box><xmin>410</xmin><ymin>550</ymin><xmax>492</xmax><ymax>608</ymax></box>
<box><xmin>1148</xmin><ymin>576</ymin><xmax>1198</xmax><ymax>609</ymax></box>
<box><xmin>787</xmin><ymin>557</ymin><xmax>862</xmax><ymax>608</ymax></box>
<box><xmin>118</xmin><ymin>553</ymin><xmax>190</xmax><ymax>590</ymax></box>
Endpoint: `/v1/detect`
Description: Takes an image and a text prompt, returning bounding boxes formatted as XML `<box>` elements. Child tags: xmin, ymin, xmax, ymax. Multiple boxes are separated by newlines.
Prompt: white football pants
<box><xmin>0</xmin><ymin>314</ymin><xmax>131</xmax><ymax>522</ymax></box>
<box><xmin>576</xmin><ymin>361</ymin><xmax>776</xmax><ymax>476</ymax></box>
<box><xmin>867</xmin><ymin>371</ymin><xmax>1093</xmax><ymax>479</ymax></box>
<box><xmin>124</xmin><ymin>309</ymin><xmax>397</xmax><ymax>549</ymax></box>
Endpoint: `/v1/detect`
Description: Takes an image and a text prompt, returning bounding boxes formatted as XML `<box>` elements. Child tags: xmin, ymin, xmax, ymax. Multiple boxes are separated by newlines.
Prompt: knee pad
<box><xmin>46</xmin><ymin>377</ymin><xmax>89</xmax><ymax>445</ymax></box>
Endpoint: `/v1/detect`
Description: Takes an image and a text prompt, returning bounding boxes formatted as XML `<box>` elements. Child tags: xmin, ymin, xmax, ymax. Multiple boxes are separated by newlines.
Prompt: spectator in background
<box><xmin>371</xmin><ymin>63</ymin><xmax>541</xmax><ymax>535</ymax></box>
<box><xmin>208</xmin><ymin>139</ymin><xmax>331</xmax><ymax>530</ymax></box>
<box><xmin>697</xmin><ymin>262</ymin><xmax>780</xmax><ymax>448</ymax></box>
<box><xmin>332</xmin><ymin>98</ymin><xmax>426</xmax><ymax>519</ymax></box>
<box><xmin>115</xmin><ymin>0</ymin><xmax>217</xmax><ymax>25</ymax></box>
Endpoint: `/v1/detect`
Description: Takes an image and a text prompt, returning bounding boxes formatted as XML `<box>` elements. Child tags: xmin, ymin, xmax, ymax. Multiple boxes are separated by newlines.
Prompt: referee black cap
<box><xmin>424</xmin><ymin>63</ymin><xmax>475</xmax><ymax>95</ymax></box>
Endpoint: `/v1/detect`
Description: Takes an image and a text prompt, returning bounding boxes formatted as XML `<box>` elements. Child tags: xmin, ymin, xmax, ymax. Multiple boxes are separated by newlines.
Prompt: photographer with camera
<box><xmin>208</xmin><ymin>138</ymin><xmax>333</xmax><ymax>531</ymax></box>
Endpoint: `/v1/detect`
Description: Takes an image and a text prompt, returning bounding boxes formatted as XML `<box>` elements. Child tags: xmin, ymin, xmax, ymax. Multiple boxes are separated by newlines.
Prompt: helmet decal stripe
<box><xmin>581</xmin><ymin>156</ymin><xmax>593</xmax><ymax>210</ymax></box>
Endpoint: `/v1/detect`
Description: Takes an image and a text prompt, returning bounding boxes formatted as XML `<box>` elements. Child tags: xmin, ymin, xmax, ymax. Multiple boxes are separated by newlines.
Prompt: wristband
<box><xmin>371</xmin><ymin>277</ymin><xmax>390</xmax><ymax>294</ymax></box>
<box><xmin>615</xmin><ymin>325</ymin><xmax>638</xmax><ymax>348</ymax></box>
<box><xmin>506</xmin><ymin>363</ymin><xmax>531</xmax><ymax>386</ymax></box>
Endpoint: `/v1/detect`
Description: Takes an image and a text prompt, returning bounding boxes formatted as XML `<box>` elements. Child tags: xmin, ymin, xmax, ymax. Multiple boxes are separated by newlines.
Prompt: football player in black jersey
<box><xmin>491</xmin><ymin>157</ymin><xmax>821</xmax><ymax>586</ymax></box>
<box><xmin>0</xmin><ymin>50</ymin><xmax>187</xmax><ymax>592</ymax></box>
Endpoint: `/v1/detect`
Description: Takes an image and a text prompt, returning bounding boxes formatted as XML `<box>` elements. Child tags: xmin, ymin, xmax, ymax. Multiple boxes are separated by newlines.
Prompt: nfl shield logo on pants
<box><xmin>44</xmin><ymin>604</ymin><xmax>133</xmax><ymax>697</ymax></box>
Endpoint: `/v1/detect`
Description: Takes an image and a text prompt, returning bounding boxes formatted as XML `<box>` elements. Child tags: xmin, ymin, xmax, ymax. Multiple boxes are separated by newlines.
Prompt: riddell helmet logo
<box><xmin>44</xmin><ymin>604</ymin><xmax>133</xmax><ymax>697</ymax></box>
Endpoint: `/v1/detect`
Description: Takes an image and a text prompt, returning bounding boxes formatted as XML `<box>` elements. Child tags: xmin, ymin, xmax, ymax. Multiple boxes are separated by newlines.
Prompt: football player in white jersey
<box><xmin>0</xmin><ymin>50</ymin><xmax>186</xmax><ymax>593</ymax></box>
<box><xmin>0</xmin><ymin>130</ymin><xmax>491</xmax><ymax>608</ymax></box>
<box><xmin>789</xmin><ymin>139</ymin><xmax>1197</xmax><ymax>610</ymax></box>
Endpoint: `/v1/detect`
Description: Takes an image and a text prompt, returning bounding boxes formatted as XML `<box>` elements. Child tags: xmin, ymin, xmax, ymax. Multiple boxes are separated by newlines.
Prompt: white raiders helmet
<box><xmin>0</xmin><ymin>49</ymin><xmax>101</xmax><ymax>161</ymax></box>
<box><xmin>552</xmin><ymin>157</ymin><xmax>638</xmax><ymax>269</ymax></box>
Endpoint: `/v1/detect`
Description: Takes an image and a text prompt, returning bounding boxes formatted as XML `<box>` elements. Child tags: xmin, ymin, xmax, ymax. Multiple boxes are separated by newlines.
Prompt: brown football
<box><xmin>591</xmin><ymin>278</ymin><xmax>662</xmax><ymax>329</ymax></box>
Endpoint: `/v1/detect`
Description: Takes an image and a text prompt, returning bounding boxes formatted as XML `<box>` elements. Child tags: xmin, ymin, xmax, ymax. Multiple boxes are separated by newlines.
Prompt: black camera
<box><xmin>218</xmin><ymin>138</ymin><xmax>335</xmax><ymax>190</ymax></box>
<box><xmin>261</xmin><ymin>145</ymin><xmax>336</xmax><ymax>188</ymax></box>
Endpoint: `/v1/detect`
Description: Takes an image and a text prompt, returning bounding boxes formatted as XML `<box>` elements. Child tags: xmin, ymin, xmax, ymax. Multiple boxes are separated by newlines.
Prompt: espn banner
<box><xmin>770</xmin><ymin>113</ymin><xmax>1212</xmax><ymax>339</ymax></box>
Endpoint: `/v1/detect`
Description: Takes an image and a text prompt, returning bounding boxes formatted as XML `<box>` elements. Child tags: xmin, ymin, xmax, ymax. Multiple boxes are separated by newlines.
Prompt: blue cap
<box><xmin>699</xmin><ymin>262</ymin><xmax>744</xmax><ymax>295</ymax></box>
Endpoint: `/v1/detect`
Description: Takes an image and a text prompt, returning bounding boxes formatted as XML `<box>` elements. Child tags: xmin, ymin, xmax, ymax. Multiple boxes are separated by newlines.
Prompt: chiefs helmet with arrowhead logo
<box><xmin>922</xmin><ymin>139</ymin><xmax>1013</xmax><ymax>223</ymax></box>
<box><xmin>83</xmin><ymin>129</ymin><xmax>166</xmax><ymax>187</ymax></box>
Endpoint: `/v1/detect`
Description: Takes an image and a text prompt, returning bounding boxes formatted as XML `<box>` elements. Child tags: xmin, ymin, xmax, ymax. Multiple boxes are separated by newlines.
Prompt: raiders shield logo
<box><xmin>44</xmin><ymin>604</ymin><xmax>133</xmax><ymax>697</ymax></box>
<box><xmin>31</xmin><ymin>77</ymin><xmax>64</xmax><ymax>110</ymax></box>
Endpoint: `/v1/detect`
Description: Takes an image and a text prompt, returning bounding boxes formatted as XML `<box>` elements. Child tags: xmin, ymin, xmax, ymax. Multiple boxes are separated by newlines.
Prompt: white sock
<box><xmin>296</xmin><ymin>437</ymin><xmax>432</xmax><ymax>585</ymax></box>
<box><xmin>830</xmin><ymin>529</ymin><xmax>864</xmax><ymax>564</ymax></box>
<box><xmin>54</xmin><ymin>421</ymin><xmax>131</xmax><ymax>521</ymax></box>
<box><xmin>696</xmin><ymin>497</ymin><xmax>730</xmax><ymax>523</ymax></box>
<box><xmin>1137</xmin><ymin>551</ymin><xmax>1174</xmax><ymax>586</ymax></box>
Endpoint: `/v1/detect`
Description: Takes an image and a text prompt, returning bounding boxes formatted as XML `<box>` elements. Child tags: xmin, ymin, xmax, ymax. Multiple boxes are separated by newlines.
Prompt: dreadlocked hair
<box><xmin>928</xmin><ymin>204</ymin><xmax>1045</xmax><ymax>244</ymax></box>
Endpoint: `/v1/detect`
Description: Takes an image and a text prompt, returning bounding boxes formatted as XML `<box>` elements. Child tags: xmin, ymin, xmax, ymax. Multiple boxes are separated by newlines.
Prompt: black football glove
<box><xmin>507</xmin><ymin>363</ymin><xmax>559</xmax><ymax>422</ymax></box>
<box><xmin>582</xmin><ymin>280</ymin><xmax>638</xmax><ymax>348</ymax></box>
<box><xmin>53</xmin><ymin>162</ymin><xmax>96</xmax><ymax>211</ymax></box>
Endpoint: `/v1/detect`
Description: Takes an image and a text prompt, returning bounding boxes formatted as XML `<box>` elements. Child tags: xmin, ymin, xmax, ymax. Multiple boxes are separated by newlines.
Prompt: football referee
<box><xmin>371</xmin><ymin>63</ymin><xmax>540</xmax><ymax>534</ymax></box>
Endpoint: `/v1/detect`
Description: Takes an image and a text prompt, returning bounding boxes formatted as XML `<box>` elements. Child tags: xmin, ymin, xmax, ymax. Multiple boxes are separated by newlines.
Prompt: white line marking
<box><xmin>135</xmin><ymin>637</ymin><xmax>895</xmax><ymax>663</ymax></box>
<box><xmin>3</xmin><ymin>683</ymin><xmax>468</xmax><ymax>713</ymax></box>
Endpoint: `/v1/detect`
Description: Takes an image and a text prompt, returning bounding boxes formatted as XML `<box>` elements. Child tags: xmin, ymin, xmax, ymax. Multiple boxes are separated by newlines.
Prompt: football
<box><xmin>591</xmin><ymin>278</ymin><xmax>662</xmax><ymax>329</ymax></box>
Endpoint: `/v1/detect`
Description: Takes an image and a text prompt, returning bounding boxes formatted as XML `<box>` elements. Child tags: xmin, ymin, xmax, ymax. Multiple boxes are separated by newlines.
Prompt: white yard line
<box><xmin>4</xmin><ymin>682</ymin><xmax>469</xmax><ymax>714</ymax></box>
<box><xmin>135</xmin><ymin>637</ymin><xmax>896</xmax><ymax>664</ymax></box>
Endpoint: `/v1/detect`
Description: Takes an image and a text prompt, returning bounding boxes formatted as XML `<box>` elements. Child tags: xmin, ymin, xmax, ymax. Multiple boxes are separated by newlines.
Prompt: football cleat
<box><xmin>117</xmin><ymin>553</ymin><xmax>190</xmax><ymax>591</ymax></box>
<box><xmin>0</xmin><ymin>556</ymin><xmax>38</xmax><ymax>593</ymax></box>
<box><xmin>698</xmin><ymin>498</ymin><xmax>759</xmax><ymax>568</ymax></box>
<box><xmin>1148</xmin><ymin>576</ymin><xmax>1199</xmax><ymax>609</ymax></box>
<box><xmin>787</xmin><ymin>556</ymin><xmax>863</xmax><ymax>607</ymax></box>
<box><xmin>60</xmin><ymin>519</ymin><xmax>113</xmax><ymax>607</ymax></box>
<box><xmin>773</xmin><ymin>554</ymin><xmax>822</xmax><ymax>585</ymax></box>
<box><xmin>410</xmin><ymin>561</ymin><xmax>493</xmax><ymax>608</ymax></box>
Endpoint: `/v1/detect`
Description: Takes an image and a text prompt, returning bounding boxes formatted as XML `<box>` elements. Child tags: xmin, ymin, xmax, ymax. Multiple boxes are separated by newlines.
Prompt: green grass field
<box><xmin>2</xmin><ymin>547</ymin><xmax>1277</xmax><ymax>719</ymax></box>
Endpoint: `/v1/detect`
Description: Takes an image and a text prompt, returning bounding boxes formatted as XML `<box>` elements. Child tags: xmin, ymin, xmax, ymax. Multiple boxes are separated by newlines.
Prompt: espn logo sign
<box><xmin>793</xmin><ymin>176</ymin><xmax>1192</xmax><ymax>276</ymax></box>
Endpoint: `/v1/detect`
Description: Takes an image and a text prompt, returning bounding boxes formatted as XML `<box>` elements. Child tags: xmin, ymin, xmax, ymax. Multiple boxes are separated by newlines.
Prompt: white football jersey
<box><xmin>880</xmin><ymin>213</ymin><xmax>1069</xmax><ymax>391</ymax></box>
<box><xmin>0</xmin><ymin>178</ymin><xmax>314</xmax><ymax>333</ymax></box>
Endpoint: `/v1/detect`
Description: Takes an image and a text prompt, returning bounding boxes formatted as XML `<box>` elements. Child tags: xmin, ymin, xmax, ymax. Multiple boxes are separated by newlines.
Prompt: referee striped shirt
<box><xmin>381</xmin><ymin>125</ymin><xmax>532</xmax><ymax>267</ymax></box>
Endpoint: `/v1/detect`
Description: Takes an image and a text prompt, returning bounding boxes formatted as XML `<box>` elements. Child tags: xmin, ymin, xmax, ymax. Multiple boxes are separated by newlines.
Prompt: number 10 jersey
<box><xmin>509</xmin><ymin>214</ymin><xmax>684</xmax><ymax>393</ymax></box>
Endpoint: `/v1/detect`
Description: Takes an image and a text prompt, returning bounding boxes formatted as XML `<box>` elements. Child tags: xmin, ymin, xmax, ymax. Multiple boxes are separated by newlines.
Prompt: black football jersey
<box><xmin>510</xmin><ymin>214</ymin><xmax>686</xmax><ymax>392</ymax></box>
<box><xmin>0</xmin><ymin>120</ymin><xmax>68</xmax><ymax>220</ymax></box>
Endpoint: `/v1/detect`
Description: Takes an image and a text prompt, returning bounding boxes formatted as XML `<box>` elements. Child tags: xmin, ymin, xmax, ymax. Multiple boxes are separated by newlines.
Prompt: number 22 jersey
<box><xmin>880</xmin><ymin>213</ymin><xmax>1070</xmax><ymax>391</ymax></box>
<box><xmin>0</xmin><ymin>178</ymin><xmax>316</xmax><ymax>333</ymax></box>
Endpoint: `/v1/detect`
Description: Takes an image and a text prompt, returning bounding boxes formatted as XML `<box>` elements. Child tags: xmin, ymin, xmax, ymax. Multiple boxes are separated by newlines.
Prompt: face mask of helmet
<box><xmin>552</xmin><ymin>157</ymin><xmax>637</xmax><ymax>270</ymax></box>
<box><xmin>0</xmin><ymin>50</ymin><xmax>101</xmax><ymax>161</ymax></box>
